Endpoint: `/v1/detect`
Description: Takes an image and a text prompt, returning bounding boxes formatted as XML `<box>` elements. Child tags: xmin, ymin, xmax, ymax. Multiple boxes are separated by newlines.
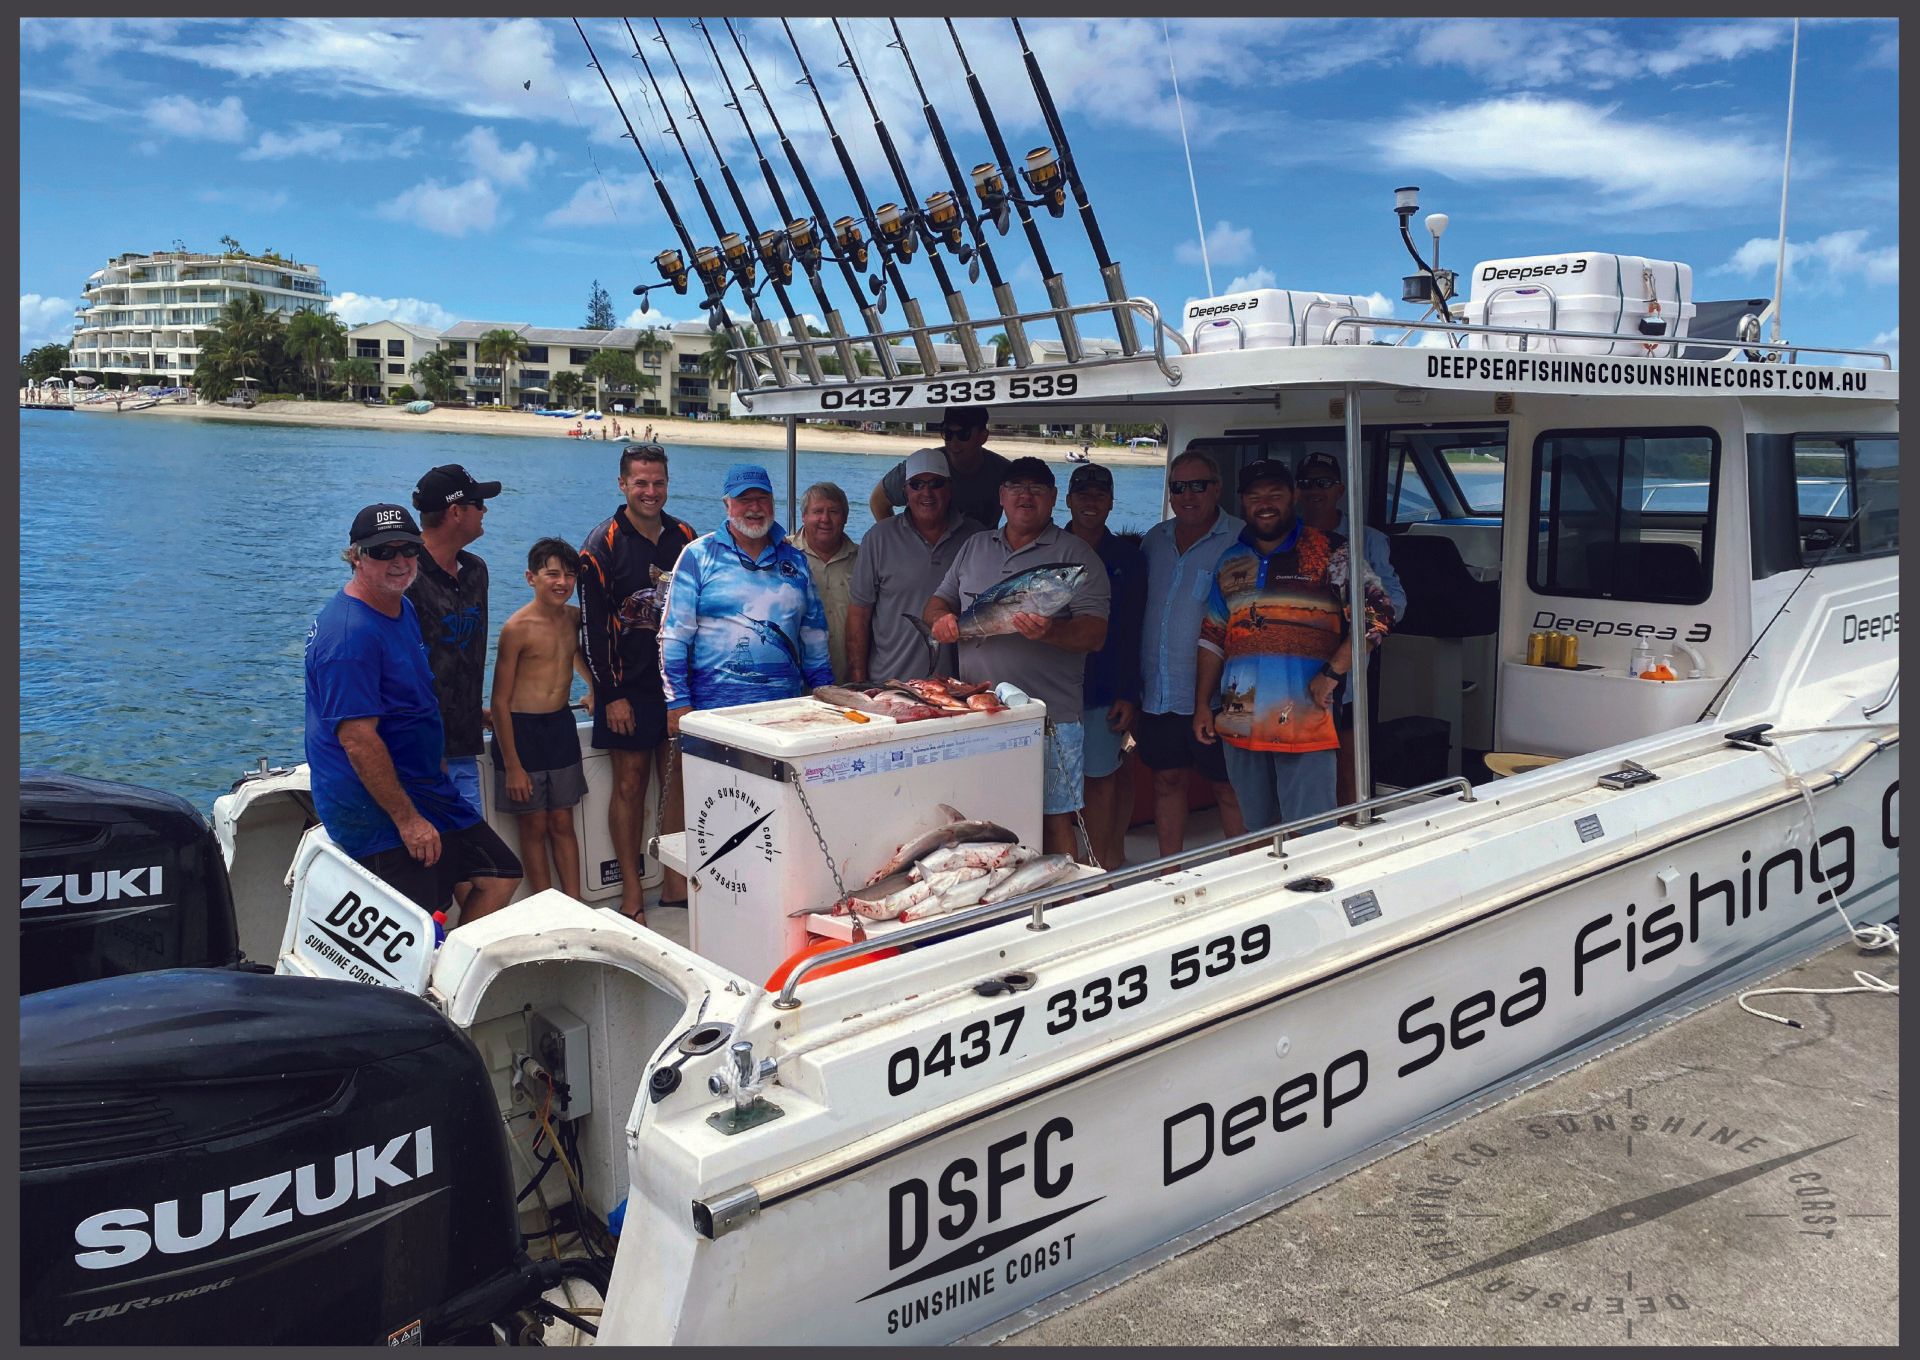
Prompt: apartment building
<box><xmin>347</xmin><ymin>320</ymin><xmax>446</xmax><ymax>401</ymax></box>
<box><xmin>426</xmin><ymin>320</ymin><xmax>733</xmax><ymax>416</ymax></box>
<box><xmin>68</xmin><ymin>249</ymin><xmax>330</xmax><ymax>381</ymax></box>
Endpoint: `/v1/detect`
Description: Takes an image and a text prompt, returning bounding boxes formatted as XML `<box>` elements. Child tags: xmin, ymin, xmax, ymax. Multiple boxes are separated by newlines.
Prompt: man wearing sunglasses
<box><xmin>869</xmin><ymin>405</ymin><xmax>1011</xmax><ymax>529</ymax></box>
<box><xmin>846</xmin><ymin>447</ymin><xmax>984</xmax><ymax>684</ymax></box>
<box><xmin>305</xmin><ymin>504</ymin><xmax>523</xmax><ymax>922</ymax></box>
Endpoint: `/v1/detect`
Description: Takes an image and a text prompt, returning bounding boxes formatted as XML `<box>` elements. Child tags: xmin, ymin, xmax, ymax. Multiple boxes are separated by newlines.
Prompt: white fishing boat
<box><xmin>23</xmin><ymin>19</ymin><xmax>1895</xmax><ymax>1350</ymax></box>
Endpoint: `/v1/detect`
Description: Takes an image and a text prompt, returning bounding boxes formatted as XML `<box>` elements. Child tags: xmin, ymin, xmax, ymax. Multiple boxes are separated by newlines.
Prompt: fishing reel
<box><xmin>921</xmin><ymin>191</ymin><xmax>981</xmax><ymax>282</ymax></box>
<box><xmin>832</xmin><ymin>216</ymin><xmax>870</xmax><ymax>273</ymax></box>
<box><xmin>873</xmin><ymin>202</ymin><xmax>918</xmax><ymax>264</ymax></box>
<box><xmin>786</xmin><ymin>217</ymin><xmax>822</xmax><ymax>273</ymax></box>
<box><xmin>719</xmin><ymin>232</ymin><xmax>758</xmax><ymax>290</ymax></box>
<box><xmin>1019</xmin><ymin>147</ymin><xmax>1067</xmax><ymax>218</ymax></box>
<box><xmin>631</xmin><ymin>247</ymin><xmax>691</xmax><ymax>313</ymax></box>
<box><xmin>971</xmin><ymin>163</ymin><xmax>1015</xmax><ymax>235</ymax></box>
<box><xmin>755</xmin><ymin>229</ymin><xmax>794</xmax><ymax>287</ymax></box>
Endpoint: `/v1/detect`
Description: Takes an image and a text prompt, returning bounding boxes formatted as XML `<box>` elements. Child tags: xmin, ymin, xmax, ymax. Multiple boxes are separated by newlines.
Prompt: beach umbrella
<box><xmin>74</xmin><ymin>375</ymin><xmax>98</xmax><ymax>387</ymax></box>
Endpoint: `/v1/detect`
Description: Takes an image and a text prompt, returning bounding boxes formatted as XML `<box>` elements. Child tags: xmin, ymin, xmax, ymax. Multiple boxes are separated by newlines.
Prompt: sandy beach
<box><xmin>61</xmin><ymin>395</ymin><xmax>1169</xmax><ymax>467</ymax></box>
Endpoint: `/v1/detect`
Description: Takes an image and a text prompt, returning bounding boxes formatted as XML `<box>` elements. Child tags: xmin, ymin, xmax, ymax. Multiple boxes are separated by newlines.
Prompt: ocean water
<box><xmin>19</xmin><ymin>411</ymin><xmax>1168</xmax><ymax>808</ymax></box>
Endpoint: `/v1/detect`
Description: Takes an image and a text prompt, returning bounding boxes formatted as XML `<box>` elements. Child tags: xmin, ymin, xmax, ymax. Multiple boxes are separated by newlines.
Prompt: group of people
<box><xmin>302</xmin><ymin>405</ymin><xmax>1400</xmax><ymax>927</ymax></box>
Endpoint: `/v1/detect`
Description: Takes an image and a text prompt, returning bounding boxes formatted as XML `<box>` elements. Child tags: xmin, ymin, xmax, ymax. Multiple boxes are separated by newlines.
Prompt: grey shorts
<box><xmin>496</xmin><ymin>760</ymin><xmax>587</xmax><ymax>814</ymax></box>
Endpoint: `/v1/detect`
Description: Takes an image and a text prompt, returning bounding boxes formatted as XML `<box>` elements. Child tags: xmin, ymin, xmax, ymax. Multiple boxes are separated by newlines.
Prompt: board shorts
<box><xmin>1081</xmin><ymin>707</ymin><xmax>1130</xmax><ymax>781</ymax></box>
<box><xmin>445</xmin><ymin>757</ymin><xmax>484</xmax><ymax>817</ymax></box>
<box><xmin>1043</xmin><ymin>720</ymin><xmax>1085</xmax><ymax>816</ymax></box>
<box><xmin>591</xmin><ymin>694</ymin><xmax>669</xmax><ymax>751</ymax></box>
<box><xmin>496</xmin><ymin>710</ymin><xmax>588</xmax><ymax>814</ymax></box>
<box><xmin>1133</xmin><ymin>709</ymin><xmax>1230</xmax><ymax>783</ymax></box>
<box><xmin>357</xmin><ymin>819</ymin><xmax>523</xmax><ymax>915</ymax></box>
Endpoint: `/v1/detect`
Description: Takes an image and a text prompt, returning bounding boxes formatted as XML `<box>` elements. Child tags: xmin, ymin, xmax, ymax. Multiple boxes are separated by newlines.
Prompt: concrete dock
<box><xmin>998</xmin><ymin>938</ymin><xmax>1900</xmax><ymax>1346</ymax></box>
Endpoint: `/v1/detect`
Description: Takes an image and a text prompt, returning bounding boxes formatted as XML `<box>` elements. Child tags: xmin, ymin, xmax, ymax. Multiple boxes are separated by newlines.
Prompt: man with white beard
<box><xmin>659</xmin><ymin>463</ymin><xmax>834</xmax><ymax>734</ymax></box>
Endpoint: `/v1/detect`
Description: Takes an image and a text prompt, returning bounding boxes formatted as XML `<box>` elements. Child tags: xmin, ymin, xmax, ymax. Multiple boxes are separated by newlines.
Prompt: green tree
<box><xmin>987</xmin><ymin>331</ymin><xmax>1013</xmax><ymax>367</ymax></box>
<box><xmin>410</xmin><ymin>349</ymin><xmax>459</xmax><ymax>403</ymax></box>
<box><xmin>194</xmin><ymin>292</ymin><xmax>286</xmax><ymax>396</ymax></box>
<box><xmin>286</xmin><ymin>308</ymin><xmax>348</xmax><ymax>399</ymax></box>
<box><xmin>475</xmin><ymin>327</ymin><xmax>529</xmax><ymax>408</ymax></box>
<box><xmin>334</xmin><ymin>356</ymin><xmax>378</xmax><ymax>400</ymax></box>
<box><xmin>584</xmin><ymin>348</ymin><xmax>641</xmax><ymax>412</ymax></box>
<box><xmin>22</xmin><ymin>342</ymin><xmax>70</xmax><ymax>383</ymax></box>
<box><xmin>704</xmin><ymin>328</ymin><xmax>737</xmax><ymax>387</ymax></box>
<box><xmin>550</xmin><ymin>370</ymin><xmax>587</xmax><ymax>408</ymax></box>
<box><xmin>583</xmin><ymin>279</ymin><xmax>616</xmax><ymax>330</ymax></box>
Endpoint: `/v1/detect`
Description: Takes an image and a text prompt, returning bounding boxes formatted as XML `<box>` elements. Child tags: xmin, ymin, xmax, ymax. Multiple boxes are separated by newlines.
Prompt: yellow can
<box><xmin>1525</xmin><ymin>631</ymin><xmax>1547</xmax><ymax>665</ymax></box>
<box><xmin>1542</xmin><ymin>631</ymin><xmax>1563</xmax><ymax>665</ymax></box>
<box><xmin>1559</xmin><ymin>633</ymin><xmax>1580</xmax><ymax>668</ymax></box>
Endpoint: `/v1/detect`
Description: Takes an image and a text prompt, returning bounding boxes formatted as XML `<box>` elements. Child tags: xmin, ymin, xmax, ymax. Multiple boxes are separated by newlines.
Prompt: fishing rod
<box><xmin>782</xmin><ymin>17</ymin><xmax>943</xmax><ymax>377</ymax></box>
<box><xmin>943</xmin><ymin>19</ymin><xmax>1080</xmax><ymax>363</ymax></box>
<box><xmin>725</xmin><ymin>19</ymin><xmax>895</xmax><ymax>380</ymax></box>
<box><xmin>1010</xmin><ymin>17</ymin><xmax>1139</xmax><ymax>354</ymax></box>
<box><xmin>694</xmin><ymin>19</ymin><xmax>861</xmax><ymax>382</ymax></box>
<box><xmin>625</xmin><ymin>18</ymin><xmax>791</xmax><ymax>387</ymax></box>
<box><xmin>652</xmin><ymin>18</ymin><xmax>821</xmax><ymax>385</ymax></box>
<box><xmin>886</xmin><ymin>18</ymin><xmax>1029</xmax><ymax>370</ymax></box>
<box><xmin>572</xmin><ymin>19</ymin><xmax>737</xmax><ymax>339</ymax></box>
<box><xmin>832</xmin><ymin>19</ymin><xmax>983</xmax><ymax>373</ymax></box>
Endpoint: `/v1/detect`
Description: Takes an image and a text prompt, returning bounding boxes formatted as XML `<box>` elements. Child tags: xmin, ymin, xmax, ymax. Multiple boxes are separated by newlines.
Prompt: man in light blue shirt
<box><xmin>1134</xmin><ymin>448</ymin><xmax>1248</xmax><ymax>855</ymax></box>
<box><xmin>1294</xmin><ymin>450</ymin><xmax>1407</xmax><ymax>804</ymax></box>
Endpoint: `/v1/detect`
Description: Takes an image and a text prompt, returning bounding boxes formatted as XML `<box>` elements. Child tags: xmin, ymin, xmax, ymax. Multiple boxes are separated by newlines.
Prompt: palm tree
<box><xmin>549</xmin><ymin>370</ymin><xmax>586</xmax><ymax>408</ymax></box>
<box><xmin>584</xmin><ymin>349</ymin><xmax>641</xmax><ymax>413</ymax></box>
<box><xmin>987</xmin><ymin>331</ymin><xmax>1013</xmax><ymax>367</ymax></box>
<box><xmin>703</xmin><ymin>328</ymin><xmax>736</xmax><ymax>388</ymax></box>
<box><xmin>410</xmin><ymin>349</ymin><xmax>459</xmax><ymax>403</ymax></box>
<box><xmin>334</xmin><ymin>356</ymin><xmax>378</xmax><ymax>401</ymax></box>
<box><xmin>210</xmin><ymin>292</ymin><xmax>282</xmax><ymax>389</ymax></box>
<box><xmin>286</xmin><ymin>309</ymin><xmax>348</xmax><ymax>399</ymax></box>
<box><xmin>475</xmin><ymin>327</ymin><xmax>529</xmax><ymax>408</ymax></box>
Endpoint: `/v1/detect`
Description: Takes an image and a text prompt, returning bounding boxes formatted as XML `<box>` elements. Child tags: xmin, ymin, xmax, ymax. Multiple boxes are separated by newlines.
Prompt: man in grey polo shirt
<box><xmin>846</xmin><ymin>448</ymin><xmax>984</xmax><ymax>683</ymax></box>
<box><xmin>928</xmin><ymin>456</ymin><xmax>1110</xmax><ymax>858</ymax></box>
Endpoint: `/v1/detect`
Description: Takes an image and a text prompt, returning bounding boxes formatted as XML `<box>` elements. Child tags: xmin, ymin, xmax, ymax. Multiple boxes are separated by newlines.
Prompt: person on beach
<box><xmin>660</xmin><ymin>463</ymin><xmax>834</xmax><ymax>724</ymax></box>
<box><xmin>1136</xmin><ymin>448</ymin><xmax>1247</xmax><ymax>856</ymax></box>
<box><xmin>798</xmin><ymin>481</ymin><xmax>859</xmax><ymax>683</ymax></box>
<box><xmin>927</xmin><ymin>457</ymin><xmax>1110</xmax><ymax>858</ymax></box>
<box><xmin>846</xmin><ymin>448</ymin><xmax>984</xmax><ymax>685</ymax></box>
<box><xmin>408</xmin><ymin>464</ymin><xmax>501</xmax><ymax>825</ymax></box>
<box><xmin>491</xmin><ymin>538</ymin><xmax>596</xmax><ymax>899</ymax></box>
<box><xmin>578</xmin><ymin>444</ymin><xmax>696</xmax><ymax>922</ymax></box>
<box><xmin>869</xmin><ymin>406</ymin><xmax>1011</xmax><ymax>529</ymax></box>
<box><xmin>1193</xmin><ymin>459</ymin><xmax>1395</xmax><ymax>831</ymax></box>
<box><xmin>1063</xmin><ymin>462</ymin><xmax>1147</xmax><ymax>870</ymax></box>
<box><xmin>305</xmin><ymin>503</ymin><xmax>522</xmax><ymax>919</ymax></box>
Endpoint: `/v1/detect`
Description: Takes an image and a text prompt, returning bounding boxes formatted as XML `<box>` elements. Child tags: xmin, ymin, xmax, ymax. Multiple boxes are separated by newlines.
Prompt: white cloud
<box><xmin>194</xmin><ymin>187</ymin><xmax>290</xmax><ymax>211</ymax></box>
<box><xmin>1409</xmin><ymin>18</ymin><xmax>1787</xmax><ymax>88</ymax></box>
<box><xmin>144</xmin><ymin>94</ymin><xmax>248</xmax><ymax>142</ymax></box>
<box><xmin>460</xmin><ymin>126</ymin><xmax>541</xmax><ymax>187</ymax></box>
<box><xmin>543</xmin><ymin>174</ymin><xmax>654</xmax><ymax>228</ymax></box>
<box><xmin>1362</xmin><ymin>291</ymin><xmax>1397</xmax><ymax>318</ymax></box>
<box><xmin>377</xmin><ymin>177</ymin><xmax>502</xmax><ymax>237</ymax></box>
<box><xmin>20</xmin><ymin>294</ymin><xmax>76</xmax><ymax>351</ymax></box>
<box><xmin>1716</xmin><ymin>230</ymin><xmax>1899</xmax><ymax>289</ymax></box>
<box><xmin>329</xmin><ymin>292</ymin><xmax>459</xmax><ymax>330</ymax></box>
<box><xmin>624</xmin><ymin>307</ymin><xmax>694</xmax><ymax>330</ymax></box>
<box><xmin>1223</xmin><ymin>268</ymin><xmax>1276</xmax><ymax>294</ymax></box>
<box><xmin>1869</xmin><ymin>327</ymin><xmax>1897</xmax><ymax>366</ymax></box>
<box><xmin>20</xmin><ymin>88</ymin><xmax>118</xmax><ymax>122</ymax></box>
<box><xmin>244</xmin><ymin>123</ymin><xmax>423</xmax><ymax>161</ymax></box>
<box><xmin>1375</xmin><ymin>96</ymin><xmax>1773</xmax><ymax>211</ymax></box>
<box><xmin>1177</xmin><ymin>221</ymin><xmax>1255</xmax><ymax>270</ymax></box>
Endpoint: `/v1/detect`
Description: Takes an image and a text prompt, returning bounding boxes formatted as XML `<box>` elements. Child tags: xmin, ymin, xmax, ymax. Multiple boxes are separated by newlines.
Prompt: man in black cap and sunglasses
<box><xmin>868</xmin><ymin>405</ymin><xmax>1011</xmax><ymax>529</ymax></box>
<box><xmin>305</xmin><ymin>504</ymin><xmax>523</xmax><ymax>921</ymax></box>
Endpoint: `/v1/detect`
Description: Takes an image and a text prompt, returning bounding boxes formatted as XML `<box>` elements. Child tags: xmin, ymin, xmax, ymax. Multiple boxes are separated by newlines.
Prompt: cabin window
<box><xmin>1529</xmin><ymin>427</ymin><xmax>1719</xmax><ymax>605</ymax></box>
<box><xmin>1793</xmin><ymin>435</ymin><xmax>1898</xmax><ymax>560</ymax></box>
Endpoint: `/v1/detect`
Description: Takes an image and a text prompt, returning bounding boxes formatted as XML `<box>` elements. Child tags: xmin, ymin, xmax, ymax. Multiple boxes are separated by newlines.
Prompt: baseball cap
<box><xmin>1296</xmin><ymin>451</ymin><xmax>1343</xmax><ymax>482</ymax></box>
<box><xmin>1001</xmin><ymin>456</ymin><xmax>1056</xmax><ymax>490</ymax></box>
<box><xmin>1237</xmin><ymin>458</ymin><xmax>1294</xmax><ymax>494</ymax></box>
<box><xmin>412</xmin><ymin>463</ymin><xmax>503</xmax><ymax>511</ymax></box>
<box><xmin>1068</xmin><ymin>462</ymin><xmax>1114</xmax><ymax>494</ymax></box>
<box><xmin>904</xmin><ymin>448</ymin><xmax>951</xmax><ymax>482</ymax></box>
<box><xmin>938</xmin><ymin>405</ymin><xmax>989</xmax><ymax>436</ymax></box>
<box><xmin>350</xmin><ymin>503</ymin><xmax>424</xmax><ymax>548</ymax></box>
<box><xmin>722</xmin><ymin>463</ymin><xmax>775</xmax><ymax>498</ymax></box>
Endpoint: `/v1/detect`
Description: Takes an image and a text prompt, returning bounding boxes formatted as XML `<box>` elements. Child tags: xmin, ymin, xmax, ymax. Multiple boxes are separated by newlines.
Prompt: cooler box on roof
<box><xmin>675</xmin><ymin>696</ymin><xmax>1045</xmax><ymax>986</ymax></box>
<box><xmin>1185</xmin><ymin>288</ymin><xmax>1376</xmax><ymax>352</ymax></box>
<box><xmin>1462</xmin><ymin>252</ymin><xmax>1695</xmax><ymax>356</ymax></box>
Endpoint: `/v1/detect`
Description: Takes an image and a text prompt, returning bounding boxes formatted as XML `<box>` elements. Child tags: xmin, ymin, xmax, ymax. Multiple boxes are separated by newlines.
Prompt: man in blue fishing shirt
<box><xmin>659</xmin><ymin>463</ymin><xmax>834</xmax><ymax>732</ymax></box>
<box><xmin>305</xmin><ymin>503</ymin><xmax>522</xmax><ymax>920</ymax></box>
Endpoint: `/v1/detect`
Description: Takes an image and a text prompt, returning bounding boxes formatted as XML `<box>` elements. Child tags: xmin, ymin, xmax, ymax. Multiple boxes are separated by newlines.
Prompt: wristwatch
<box><xmin>1316</xmin><ymin>662</ymin><xmax>1345</xmax><ymax>683</ymax></box>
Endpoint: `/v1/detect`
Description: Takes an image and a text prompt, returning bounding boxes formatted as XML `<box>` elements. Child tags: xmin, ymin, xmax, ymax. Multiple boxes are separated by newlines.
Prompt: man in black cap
<box><xmin>305</xmin><ymin>504</ymin><xmax>522</xmax><ymax>919</ymax></box>
<box><xmin>408</xmin><ymin>463</ymin><xmax>502</xmax><ymax>821</ymax></box>
<box><xmin>869</xmin><ymin>405</ymin><xmax>1011</xmax><ymax>529</ymax></box>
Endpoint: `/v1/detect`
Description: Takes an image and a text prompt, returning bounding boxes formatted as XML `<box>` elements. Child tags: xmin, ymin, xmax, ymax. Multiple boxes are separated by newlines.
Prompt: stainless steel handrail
<box><xmin>1461</xmin><ymin>283</ymin><xmax>1561</xmax><ymax>352</ymax></box>
<box><xmin>1863</xmin><ymin>671</ymin><xmax>1899</xmax><ymax>719</ymax></box>
<box><xmin>1332</xmin><ymin>315</ymin><xmax>1896</xmax><ymax>369</ymax></box>
<box><xmin>730</xmin><ymin>296</ymin><xmax>1187</xmax><ymax>403</ymax></box>
<box><xmin>770</xmin><ymin>774</ymin><xmax>1476</xmax><ymax>1009</ymax></box>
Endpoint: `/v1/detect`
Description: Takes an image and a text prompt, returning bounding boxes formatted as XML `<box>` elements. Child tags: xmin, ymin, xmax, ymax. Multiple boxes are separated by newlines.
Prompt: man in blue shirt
<box><xmin>305</xmin><ymin>504</ymin><xmax>522</xmax><ymax>919</ymax></box>
<box><xmin>1135</xmin><ymin>449</ymin><xmax>1248</xmax><ymax>855</ymax></box>
<box><xmin>660</xmin><ymin>464</ymin><xmax>834</xmax><ymax>729</ymax></box>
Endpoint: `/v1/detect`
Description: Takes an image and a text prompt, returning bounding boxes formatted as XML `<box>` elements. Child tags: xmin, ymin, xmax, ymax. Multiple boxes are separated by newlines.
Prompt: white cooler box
<box><xmin>1462</xmin><ymin>252</ymin><xmax>1695</xmax><ymax>356</ymax></box>
<box><xmin>672</xmin><ymin>695</ymin><xmax>1046</xmax><ymax>987</ymax></box>
<box><xmin>1185</xmin><ymin>288</ymin><xmax>1375</xmax><ymax>351</ymax></box>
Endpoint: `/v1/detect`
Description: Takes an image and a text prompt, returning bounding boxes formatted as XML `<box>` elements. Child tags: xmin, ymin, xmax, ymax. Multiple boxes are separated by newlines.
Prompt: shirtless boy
<box><xmin>491</xmin><ymin>538</ymin><xmax>595</xmax><ymax>897</ymax></box>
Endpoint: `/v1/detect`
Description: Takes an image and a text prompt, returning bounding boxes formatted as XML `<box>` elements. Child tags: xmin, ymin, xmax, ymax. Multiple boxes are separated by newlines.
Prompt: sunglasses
<box><xmin>1297</xmin><ymin>476</ymin><xmax>1340</xmax><ymax>491</ymax></box>
<box><xmin>907</xmin><ymin>475</ymin><xmax>950</xmax><ymax>491</ymax></box>
<box><xmin>365</xmin><ymin>542</ymin><xmax>422</xmax><ymax>561</ymax></box>
<box><xmin>939</xmin><ymin>426</ymin><xmax>974</xmax><ymax>439</ymax></box>
<box><xmin>1167</xmin><ymin>477</ymin><xmax>1217</xmax><ymax>494</ymax></box>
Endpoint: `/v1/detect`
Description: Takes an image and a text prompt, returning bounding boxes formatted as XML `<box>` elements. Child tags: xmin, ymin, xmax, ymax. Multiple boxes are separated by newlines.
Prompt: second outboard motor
<box><xmin>19</xmin><ymin>770</ymin><xmax>242</xmax><ymax>994</ymax></box>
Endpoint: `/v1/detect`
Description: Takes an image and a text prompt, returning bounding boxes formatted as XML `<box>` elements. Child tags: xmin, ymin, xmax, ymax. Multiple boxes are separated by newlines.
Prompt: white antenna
<box><xmin>1770</xmin><ymin>17</ymin><xmax>1800</xmax><ymax>346</ymax></box>
<box><xmin>1164</xmin><ymin>19</ymin><xmax>1213</xmax><ymax>295</ymax></box>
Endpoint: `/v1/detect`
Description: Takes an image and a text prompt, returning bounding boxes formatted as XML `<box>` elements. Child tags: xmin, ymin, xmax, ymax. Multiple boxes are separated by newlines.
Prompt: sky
<box><xmin>18</xmin><ymin>17</ymin><xmax>1900</xmax><ymax>366</ymax></box>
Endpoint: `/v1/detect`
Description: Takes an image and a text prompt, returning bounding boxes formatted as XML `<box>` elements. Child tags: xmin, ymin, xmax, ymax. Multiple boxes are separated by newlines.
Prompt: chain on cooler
<box><xmin>791</xmin><ymin>771</ymin><xmax>848</xmax><ymax>905</ymax></box>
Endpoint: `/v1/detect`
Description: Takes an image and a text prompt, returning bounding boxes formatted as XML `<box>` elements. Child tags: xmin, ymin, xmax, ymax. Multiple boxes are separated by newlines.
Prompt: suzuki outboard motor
<box><xmin>20</xmin><ymin>969</ymin><xmax>567</xmax><ymax>1345</ymax></box>
<box><xmin>19</xmin><ymin>770</ymin><xmax>241</xmax><ymax>994</ymax></box>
